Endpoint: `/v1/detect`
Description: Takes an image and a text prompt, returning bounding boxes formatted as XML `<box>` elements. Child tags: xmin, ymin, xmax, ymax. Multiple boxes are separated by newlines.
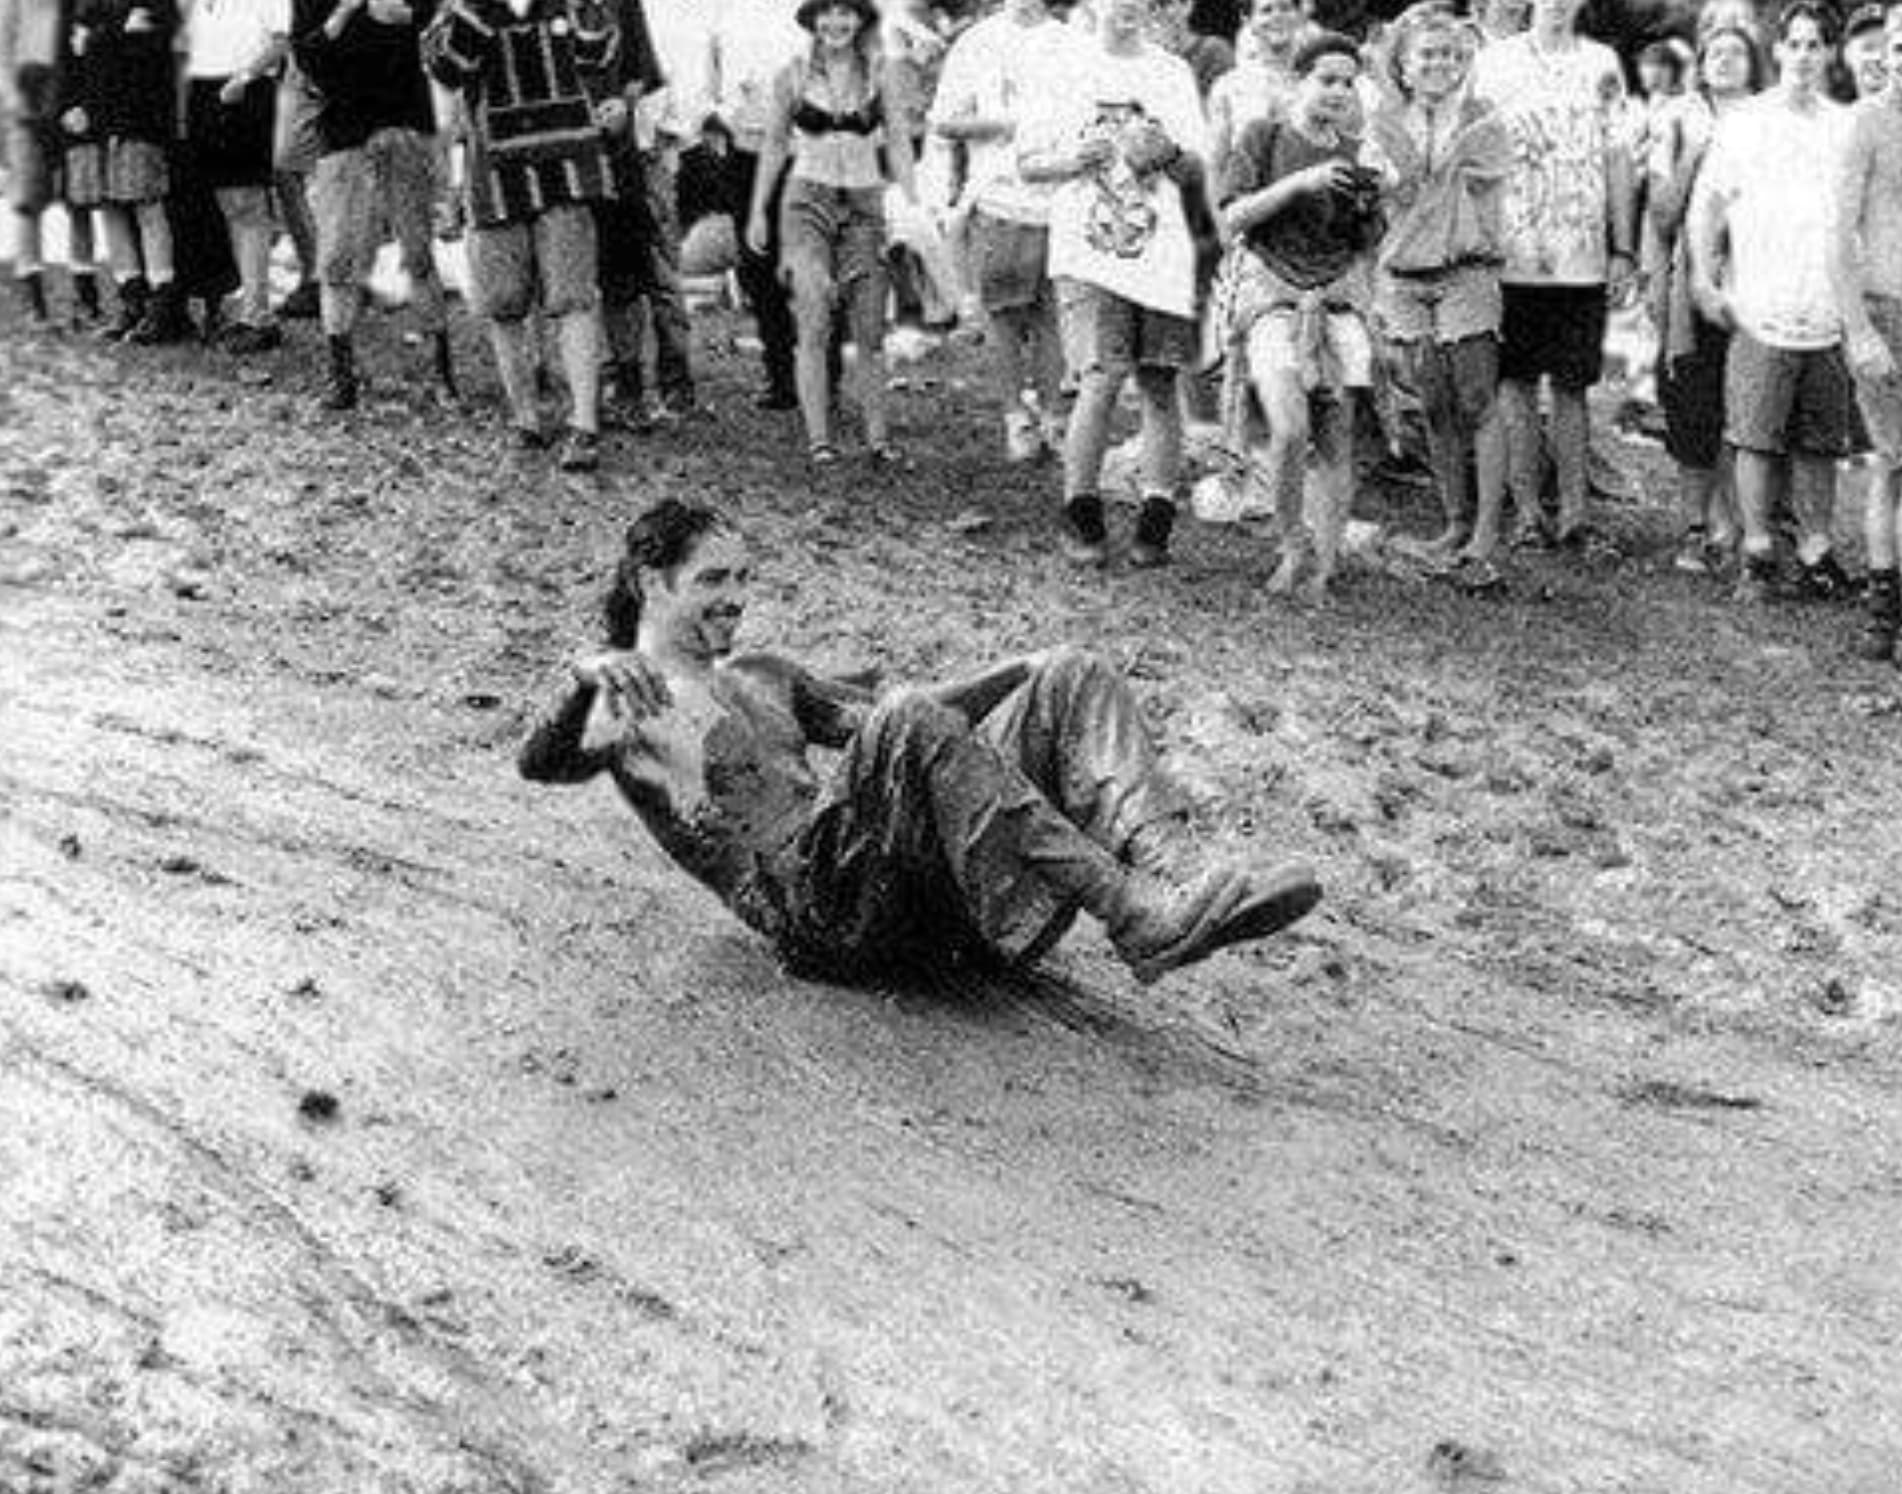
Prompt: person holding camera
<box><xmin>1218</xmin><ymin>31</ymin><xmax>1384</xmax><ymax>600</ymax></box>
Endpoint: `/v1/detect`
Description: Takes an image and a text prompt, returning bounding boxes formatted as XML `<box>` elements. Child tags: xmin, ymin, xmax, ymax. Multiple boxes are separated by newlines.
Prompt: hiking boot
<box><xmin>1109</xmin><ymin>862</ymin><xmax>1322</xmax><ymax>985</ymax></box>
<box><xmin>69</xmin><ymin>271</ymin><xmax>101</xmax><ymax>330</ymax></box>
<box><xmin>103</xmin><ymin>276</ymin><xmax>149</xmax><ymax>341</ymax></box>
<box><xmin>1672</xmin><ymin>528</ymin><xmax>1710</xmax><ymax>575</ymax></box>
<box><xmin>1130</xmin><ymin>495</ymin><xmax>1176</xmax><ymax>569</ymax></box>
<box><xmin>1734</xmin><ymin>550</ymin><xmax>1779</xmax><ymax>604</ymax></box>
<box><xmin>556</xmin><ymin>427</ymin><xmax>601</xmax><ymax>473</ymax></box>
<box><xmin>15</xmin><ymin>270</ymin><xmax>49</xmax><ymax>324</ymax></box>
<box><xmin>1859</xmin><ymin>568</ymin><xmax>1900</xmax><ymax>662</ymax></box>
<box><xmin>1796</xmin><ymin>550</ymin><xmax>1856</xmax><ymax>604</ymax></box>
<box><xmin>222</xmin><ymin>321</ymin><xmax>283</xmax><ymax>355</ymax></box>
<box><xmin>278</xmin><ymin>280</ymin><xmax>321</xmax><ymax>319</ymax></box>
<box><xmin>320</xmin><ymin>335</ymin><xmax>359</xmax><ymax>412</ymax></box>
<box><xmin>1060</xmin><ymin>494</ymin><xmax>1109</xmax><ymax>567</ymax></box>
<box><xmin>128</xmin><ymin>283</ymin><xmax>194</xmax><ymax>345</ymax></box>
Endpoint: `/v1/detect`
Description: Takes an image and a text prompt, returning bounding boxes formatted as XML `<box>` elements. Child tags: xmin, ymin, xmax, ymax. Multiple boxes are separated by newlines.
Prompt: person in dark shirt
<box><xmin>1219</xmin><ymin>30</ymin><xmax>1382</xmax><ymax>599</ymax></box>
<box><xmin>519</xmin><ymin>498</ymin><xmax>1323</xmax><ymax>985</ymax></box>
<box><xmin>294</xmin><ymin>0</ymin><xmax>450</xmax><ymax>410</ymax></box>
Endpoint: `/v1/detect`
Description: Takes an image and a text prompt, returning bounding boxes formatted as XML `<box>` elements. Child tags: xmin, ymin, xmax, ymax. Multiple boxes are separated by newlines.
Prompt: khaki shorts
<box><xmin>1378</xmin><ymin>262</ymin><xmax>1502</xmax><ymax>345</ymax></box>
<box><xmin>311</xmin><ymin>128</ymin><xmax>438</xmax><ymax>287</ymax></box>
<box><xmin>1853</xmin><ymin>294</ymin><xmax>1902</xmax><ymax>464</ymax></box>
<box><xmin>779</xmin><ymin>176</ymin><xmax>885</xmax><ymax>307</ymax></box>
<box><xmin>1725</xmin><ymin>331</ymin><xmax>1855</xmax><ymax>460</ymax></box>
<box><xmin>64</xmin><ymin>142</ymin><xmax>106</xmax><ymax>208</ymax></box>
<box><xmin>468</xmin><ymin>203</ymin><xmax>599</xmax><ymax>322</ymax></box>
<box><xmin>106</xmin><ymin>139</ymin><xmax>171</xmax><ymax>204</ymax></box>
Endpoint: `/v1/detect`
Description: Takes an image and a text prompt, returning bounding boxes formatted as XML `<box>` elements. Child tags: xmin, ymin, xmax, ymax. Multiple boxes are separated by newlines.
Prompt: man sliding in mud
<box><xmin>519</xmin><ymin>499</ymin><xmax>1321</xmax><ymax>984</ymax></box>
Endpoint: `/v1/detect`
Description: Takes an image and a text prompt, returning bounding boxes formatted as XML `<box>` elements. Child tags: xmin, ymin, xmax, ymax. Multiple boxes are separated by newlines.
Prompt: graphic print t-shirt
<box><xmin>1472</xmin><ymin>31</ymin><xmax>1625</xmax><ymax>286</ymax></box>
<box><xmin>1025</xmin><ymin>40</ymin><xmax>1207</xmax><ymax>319</ymax></box>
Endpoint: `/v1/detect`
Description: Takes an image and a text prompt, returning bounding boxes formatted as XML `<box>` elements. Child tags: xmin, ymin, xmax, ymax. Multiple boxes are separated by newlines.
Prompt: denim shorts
<box><xmin>1724</xmin><ymin>331</ymin><xmax>1855</xmax><ymax>460</ymax></box>
<box><xmin>1057</xmin><ymin>277</ymin><xmax>1197</xmax><ymax>377</ymax></box>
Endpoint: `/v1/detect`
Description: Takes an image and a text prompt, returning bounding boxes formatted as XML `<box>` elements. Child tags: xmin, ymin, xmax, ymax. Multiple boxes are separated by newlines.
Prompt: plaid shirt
<box><xmin>423</xmin><ymin>0</ymin><xmax>618</xmax><ymax>226</ymax></box>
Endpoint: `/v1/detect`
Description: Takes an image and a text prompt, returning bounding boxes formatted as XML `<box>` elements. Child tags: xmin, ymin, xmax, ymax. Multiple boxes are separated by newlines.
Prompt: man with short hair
<box><xmin>1690</xmin><ymin>0</ymin><xmax>1857</xmax><ymax>602</ymax></box>
<box><xmin>1472</xmin><ymin>0</ymin><xmax>1635</xmax><ymax>551</ymax></box>
<box><xmin>930</xmin><ymin>0</ymin><xmax>1075</xmax><ymax>462</ymax></box>
<box><xmin>1021</xmin><ymin>0</ymin><xmax>1209</xmax><ymax>569</ymax></box>
<box><xmin>1831</xmin><ymin>5</ymin><xmax>1902</xmax><ymax>658</ymax></box>
<box><xmin>1843</xmin><ymin>2</ymin><xmax>1887</xmax><ymax>100</ymax></box>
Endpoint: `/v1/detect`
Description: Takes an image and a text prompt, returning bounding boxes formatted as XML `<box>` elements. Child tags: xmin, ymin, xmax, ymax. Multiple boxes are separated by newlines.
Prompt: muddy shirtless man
<box><xmin>518</xmin><ymin>499</ymin><xmax>1321</xmax><ymax>984</ymax></box>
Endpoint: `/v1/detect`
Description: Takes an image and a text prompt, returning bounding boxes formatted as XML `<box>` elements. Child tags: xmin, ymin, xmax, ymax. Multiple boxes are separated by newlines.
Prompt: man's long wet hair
<box><xmin>603</xmin><ymin>499</ymin><xmax>727</xmax><ymax>648</ymax></box>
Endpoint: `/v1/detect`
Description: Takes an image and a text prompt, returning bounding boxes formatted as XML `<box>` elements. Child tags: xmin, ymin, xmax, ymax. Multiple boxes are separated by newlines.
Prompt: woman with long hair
<box><xmin>746</xmin><ymin>0</ymin><xmax>918</xmax><ymax>467</ymax></box>
<box><xmin>1649</xmin><ymin>19</ymin><xmax>1764</xmax><ymax>574</ymax></box>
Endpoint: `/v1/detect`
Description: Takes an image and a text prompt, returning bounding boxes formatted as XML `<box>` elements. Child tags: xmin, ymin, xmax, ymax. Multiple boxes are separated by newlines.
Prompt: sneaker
<box><xmin>278</xmin><ymin>281</ymin><xmax>321</xmax><ymax>320</ymax></box>
<box><xmin>221</xmin><ymin>322</ymin><xmax>283</xmax><ymax>356</ymax></box>
<box><xmin>1673</xmin><ymin>530</ymin><xmax>1710</xmax><ymax>575</ymax></box>
<box><xmin>1796</xmin><ymin>551</ymin><xmax>1856</xmax><ymax>604</ymax></box>
<box><xmin>1004</xmin><ymin>408</ymin><xmax>1041</xmax><ymax>464</ymax></box>
<box><xmin>1110</xmin><ymin>862</ymin><xmax>1323</xmax><ymax>985</ymax></box>
<box><xmin>556</xmin><ymin>427</ymin><xmax>600</xmax><ymax>473</ymax></box>
<box><xmin>1735</xmin><ymin>551</ymin><xmax>1779</xmax><ymax>604</ymax></box>
<box><xmin>1060</xmin><ymin>495</ymin><xmax>1109</xmax><ymax>568</ymax></box>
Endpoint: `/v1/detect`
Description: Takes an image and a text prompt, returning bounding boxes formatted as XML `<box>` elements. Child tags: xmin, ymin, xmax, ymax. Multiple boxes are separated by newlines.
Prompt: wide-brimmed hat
<box><xmin>796</xmin><ymin>0</ymin><xmax>879</xmax><ymax>32</ymax></box>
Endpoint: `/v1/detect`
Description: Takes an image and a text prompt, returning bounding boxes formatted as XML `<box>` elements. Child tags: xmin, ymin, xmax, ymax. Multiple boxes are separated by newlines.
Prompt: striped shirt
<box><xmin>423</xmin><ymin>0</ymin><xmax>619</xmax><ymax>226</ymax></box>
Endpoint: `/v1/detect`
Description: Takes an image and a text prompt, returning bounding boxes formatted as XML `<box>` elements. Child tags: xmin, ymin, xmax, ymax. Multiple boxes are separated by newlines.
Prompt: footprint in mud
<box><xmin>1617</xmin><ymin>1079</ymin><xmax>1765</xmax><ymax>1114</ymax></box>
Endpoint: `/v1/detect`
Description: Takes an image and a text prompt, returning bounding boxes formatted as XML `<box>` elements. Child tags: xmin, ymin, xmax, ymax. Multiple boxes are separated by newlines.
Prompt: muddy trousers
<box><xmin>783</xmin><ymin>649</ymin><xmax>1184</xmax><ymax>972</ymax></box>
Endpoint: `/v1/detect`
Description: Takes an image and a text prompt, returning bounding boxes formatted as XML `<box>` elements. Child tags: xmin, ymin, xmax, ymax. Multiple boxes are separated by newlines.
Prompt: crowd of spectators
<box><xmin>2</xmin><ymin>0</ymin><xmax>1900</xmax><ymax>657</ymax></box>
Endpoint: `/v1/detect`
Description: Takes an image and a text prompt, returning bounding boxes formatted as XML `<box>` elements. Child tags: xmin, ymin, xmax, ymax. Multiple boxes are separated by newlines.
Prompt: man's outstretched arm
<box><xmin>518</xmin><ymin>653</ymin><xmax>670</xmax><ymax>783</ymax></box>
<box><xmin>927</xmin><ymin>656</ymin><xmax>1035</xmax><ymax>724</ymax></box>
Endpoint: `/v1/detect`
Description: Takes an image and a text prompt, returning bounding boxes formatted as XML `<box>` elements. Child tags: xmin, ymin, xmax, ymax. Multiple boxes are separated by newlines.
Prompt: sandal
<box><xmin>808</xmin><ymin>441</ymin><xmax>841</xmax><ymax>468</ymax></box>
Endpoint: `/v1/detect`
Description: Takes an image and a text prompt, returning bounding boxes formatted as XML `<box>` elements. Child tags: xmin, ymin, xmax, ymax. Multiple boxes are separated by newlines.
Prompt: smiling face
<box><xmin>643</xmin><ymin>529</ymin><xmax>751</xmax><ymax>663</ymax></box>
<box><xmin>1297</xmin><ymin>49</ymin><xmax>1361</xmax><ymax>128</ymax></box>
<box><xmin>1699</xmin><ymin>30</ymin><xmax>1755</xmax><ymax>96</ymax></box>
<box><xmin>1250</xmin><ymin>0</ymin><xmax>1305</xmax><ymax>52</ymax></box>
<box><xmin>812</xmin><ymin>2</ymin><xmax>864</xmax><ymax>52</ymax></box>
<box><xmin>1400</xmin><ymin>21</ymin><xmax>1465</xmax><ymax>100</ymax></box>
<box><xmin>1845</xmin><ymin>27</ymin><xmax>1887</xmax><ymax>97</ymax></box>
<box><xmin>1100</xmin><ymin>0</ymin><xmax>1149</xmax><ymax>43</ymax></box>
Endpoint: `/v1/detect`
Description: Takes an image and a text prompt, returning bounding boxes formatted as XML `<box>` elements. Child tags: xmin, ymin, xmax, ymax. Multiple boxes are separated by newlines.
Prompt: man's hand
<box><xmin>574</xmin><ymin>651</ymin><xmax>672</xmax><ymax>720</ymax></box>
<box><xmin>366</xmin><ymin>0</ymin><xmax>413</xmax><ymax>23</ymax></box>
<box><xmin>1848</xmin><ymin>326</ymin><xmax>1899</xmax><ymax>385</ymax></box>
<box><xmin>60</xmin><ymin>106</ymin><xmax>87</xmax><ymax>133</ymax></box>
<box><xmin>125</xmin><ymin>6</ymin><xmax>154</xmax><ymax>30</ymax></box>
<box><xmin>744</xmin><ymin>209</ymin><xmax>770</xmax><ymax>256</ymax></box>
<box><xmin>1296</xmin><ymin>160</ymin><xmax>1358</xmax><ymax>197</ymax></box>
<box><xmin>1071</xmin><ymin>134</ymin><xmax>1115</xmax><ymax>175</ymax></box>
<box><xmin>594</xmin><ymin>96</ymin><xmax>630</xmax><ymax>136</ymax></box>
<box><xmin>1120</xmin><ymin>118</ymin><xmax>1176</xmax><ymax>177</ymax></box>
<box><xmin>1607</xmin><ymin>250</ymin><xmax>1637</xmax><ymax>309</ymax></box>
<box><xmin>218</xmin><ymin>75</ymin><xmax>250</xmax><ymax>104</ymax></box>
<box><xmin>69</xmin><ymin>24</ymin><xmax>90</xmax><ymax>54</ymax></box>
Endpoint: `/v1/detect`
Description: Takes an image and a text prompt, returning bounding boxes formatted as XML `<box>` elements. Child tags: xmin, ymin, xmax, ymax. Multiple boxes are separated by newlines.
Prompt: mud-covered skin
<box><xmin>520</xmin><ymin>653</ymin><xmax>868</xmax><ymax>939</ymax></box>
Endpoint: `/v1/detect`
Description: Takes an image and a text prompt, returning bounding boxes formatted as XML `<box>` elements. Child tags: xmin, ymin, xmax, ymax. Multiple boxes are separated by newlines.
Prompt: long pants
<box><xmin>731</xmin><ymin>148</ymin><xmax>796</xmax><ymax>399</ymax></box>
<box><xmin>780</xmin><ymin>649</ymin><xmax>1183</xmax><ymax>973</ymax></box>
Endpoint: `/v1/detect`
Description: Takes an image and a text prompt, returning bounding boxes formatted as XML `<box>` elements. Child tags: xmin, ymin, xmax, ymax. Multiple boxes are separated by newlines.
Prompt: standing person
<box><xmin>930</xmin><ymin>0</ymin><xmax>1075</xmax><ymax>462</ymax></box>
<box><xmin>1365</xmin><ymin>3</ymin><xmax>1510</xmax><ymax>581</ymax></box>
<box><xmin>1220</xmin><ymin>31</ymin><xmax>1384</xmax><ymax>599</ymax></box>
<box><xmin>1842</xmin><ymin>3</ymin><xmax>1887</xmax><ymax>101</ymax></box>
<box><xmin>181</xmin><ymin>0</ymin><xmax>294</xmax><ymax>355</ymax></box>
<box><xmin>71</xmin><ymin>0</ymin><xmax>187</xmax><ymax>342</ymax></box>
<box><xmin>1472</xmin><ymin>0</ymin><xmax>1635</xmax><ymax>550</ymax></box>
<box><xmin>1689</xmin><ymin>1</ymin><xmax>1856</xmax><ymax>602</ymax></box>
<box><xmin>1020</xmin><ymin>0</ymin><xmax>1208</xmax><ymax>568</ymax></box>
<box><xmin>0</xmin><ymin>0</ymin><xmax>65</xmax><ymax>322</ymax></box>
<box><xmin>709</xmin><ymin>0</ymin><xmax>804</xmax><ymax>410</ymax></box>
<box><xmin>1830</xmin><ymin>6</ymin><xmax>1902</xmax><ymax>658</ymax></box>
<box><xmin>1646</xmin><ymin>21</ymin><xmax>1759</xmax><ymax>575</ymax></box>
<box><xmin>293</xmin><ymin>0</ymin><xmax>453</xmax><ymax>411</ymax></box>
<box><xmin>53</xmin><ymin>0</ymin><xmax>106</xmax><ymax>329</ymax></box>
<box><xmin>1153</xmin><ymin>0</ymin><xmax>1233</xmax><ymax>99</ymax></box>
<box><xmin>518</xmin><ymin>499</ymin><xmax>1323</xmax><ymax>985</ymax></box>
<box><xmin>270</xmin><ymin>52</ymin><xmax>323</xmax><ymax>317</ymax></box>
<box><xmin>1208</xmin><ymin>0</ymin><xmax>1306</xmax><ymax>175</ymax></box>
<box><xmin>744</xmin><ymin>0</ymin><xmax>917</xmax><ymax>467</ymax></box>
<box><xmin>422</xmin><ymin>0</ymin><xmax>620</xmax><ymax>471</ymax></box>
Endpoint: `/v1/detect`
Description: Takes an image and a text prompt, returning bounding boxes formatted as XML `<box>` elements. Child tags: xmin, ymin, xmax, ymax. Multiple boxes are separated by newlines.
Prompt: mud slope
<box><xmin>3</xmin><ymin>311</ymin><xmax>1901</xmax><ymax>1494</ymax></box>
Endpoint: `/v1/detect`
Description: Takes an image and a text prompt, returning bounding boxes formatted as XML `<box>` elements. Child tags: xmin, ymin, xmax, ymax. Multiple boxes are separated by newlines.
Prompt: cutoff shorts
<box><xmin>967</xmin><ymin>209</ymin><xmax>1049</xmax><ymax>315</ymax></box>
<box><xmin>1724</xmin><ymin>330</ymin><xmax>1855</xmax><ymax>460</ymax></box>
<box><xmin>311</xmin><ymin>128</ymin><xmax>440</xmax><ymax>294</ymax></box>
<box><xmin>779</xmin><ymin>176</ymin><xmax>886</xmax><ymax>306</ymax></box>
<box><xmin>105</xmin><ymin>138</ymin><xmax>170</xmax><ymax>204</ymax></box>
<box><xmin>63</xmin><ymin>142</ymin><xmax>106</xmax><ymax>208</ymax></box>
<box><xmin>1499</xmin><ymin>282</ymin><xmax>1607</xmax><ymax>388</ymax></box>
<box><xmin>1057</xmin><ymin>277</ymin><xmax>1196</xmax><ymax>377</ymax></box>
<box><xmin>1378</xmin><ymin>262</ymin><xmax>1503</xmax><ymax>346</ymax></box>
<box><xmin>468</xmin><ymin>202</ymin><xmax>600</xmax><ymax>322</ymax></box>
<box><xmin>1852</xmin><ymin>293</ymin><xmax>1902</xmax><ymax>464</ymax></box>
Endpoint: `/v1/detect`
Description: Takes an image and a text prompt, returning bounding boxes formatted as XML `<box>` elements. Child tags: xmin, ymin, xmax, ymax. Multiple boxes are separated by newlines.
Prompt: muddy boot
<box><xmin>1107</xmin><ymin>861</ymin><xmax>1322</xmax><ymax>985</ymax></box>
<box><xmin>321</xmin><ymin>334</ymin><xmax>359</xmax><ymax>412</ymax></box>
<box><xmin>1129</xmin><ymin>495</ymin><xmax>1177</xmax><ymax>569</ymax></box>
<box><xmin>1859</xmin><ymin>568</ymin><xmax>1900</xmax><ymax>662</ymax></box>
<box><xmin>432</xmin><ymin>330</ymin><xmax>458</xmax><ymax>400</ymax></box>
<box><xmin>103</xmin><ymin>276</ymin><xmax>149</xmax><ymax>341</ymax></box>
<box><xmin>69</xmin><ymin>271</ymin><xmax>101</xmax><ymax>331</ymax></box>
<box><xmin>1060</xmin><ymin>494</ymin><xmax>1109</xmax><ymax>567</ymax></box>
<box><xmin>130</xmin><ymin>282</ymin><xmax>193</xmax><ymax>345</ymax></box>
<box><xmin>15</xmin><ymin>270</ymin><xmax>49</xmax><ymax>325</ymax></box>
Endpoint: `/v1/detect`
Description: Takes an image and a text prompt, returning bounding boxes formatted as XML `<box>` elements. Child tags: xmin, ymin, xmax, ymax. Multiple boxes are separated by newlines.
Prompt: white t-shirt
<box><xmin>1695</xmin><ymin>91</ymin><xmax>1852</xmax><ymax>350</ymax></box>
<box><xmin>183</xmin><ymin>0</ymin><xmax>289</xmax><ymax>80</ymax></box>
<box><xmin>1473</xmin><ymin>30</ymin><xmax>1625</xmax><ymax>285</ymax></box>
<box><xmin>928</xmin><ymin>10</ymin><xmax>1078</xmax><ymax>224</ymax></box>
<box><xmin>1025</xmin><ymin>39</ymin><xmax>1207</xmax><ymax>318</ymax></box>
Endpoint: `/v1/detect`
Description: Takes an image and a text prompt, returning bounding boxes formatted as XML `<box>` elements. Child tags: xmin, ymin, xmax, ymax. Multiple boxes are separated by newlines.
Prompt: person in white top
<box><xmin>930</xmin><ymin>0</ymin><xmax>1075</xmax><ymax>462</ymax></box>
<box><xmin>1690</xmin><ymin>1</ymin><xmax>1857</xmax><ymax>603</ymax></box>
<box><xmin>1020</xmin><ymin>0</ymin><xmax>1208</xmax><ymax>570</ymax></box>
<box><xmin>1471</xmin><ymin>0</ymin><xmax>1634</xmax><ymax>552</ymax></box>
<box><xmin>1207</xmin><ymin>0</ymin><xmax>1308</xmax><ymax>178</ymax></box>
<box><xmin>181</xmin><ymin>0</ymin><xmax>294</xmax><ymax>351</ymax></box>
